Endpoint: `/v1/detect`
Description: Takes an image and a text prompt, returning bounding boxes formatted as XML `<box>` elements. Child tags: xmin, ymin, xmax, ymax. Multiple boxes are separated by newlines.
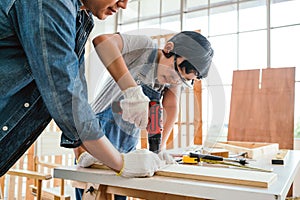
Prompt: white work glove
<box><xmin>158</xmin><ymin>150</ymin><xmax>177</xmax><ymax>165</ymax></box>
<box><xmin>120</xmin><ymin>86</ymin><xmax>150</xmax><ymax>129</ymax></box>
<box><xmin>118</xmin><ymin>149</ymin><xmax>164</xmax><ymax>178</ymax></box>
<box><xmin>77</xmin><ymin>151</ymin><xmax>98</xmax><ymax>168</ymax></box>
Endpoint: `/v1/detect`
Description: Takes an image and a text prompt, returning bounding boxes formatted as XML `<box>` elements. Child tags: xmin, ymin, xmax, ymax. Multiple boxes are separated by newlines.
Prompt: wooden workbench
<box><xmin>54</xmin><ymin>150</ymin><xmax>300</xmax><ymax>200</ymax></box>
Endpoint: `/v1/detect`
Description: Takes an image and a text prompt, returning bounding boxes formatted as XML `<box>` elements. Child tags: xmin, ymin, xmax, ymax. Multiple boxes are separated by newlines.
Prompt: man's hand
<box><xmin>120</xmin><ymin>86</ymin><xmax>150</xmax><ymax>129</ymax></box>
<box><xmin>77</xmin><ymin>149</ymin><xmax>167</xmax><ymax>177</ymax></box>
<box><xmin>119</xmin><ymin>149</ymin><xmax>164</xmax><ymax>177</ymax></box>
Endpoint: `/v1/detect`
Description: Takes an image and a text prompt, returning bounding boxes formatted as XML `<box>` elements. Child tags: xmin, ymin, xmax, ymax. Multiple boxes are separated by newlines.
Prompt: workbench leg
<box><xmin>95</xmin><ymin>185</ymin><xmax>113</xmax><ymax>200</ymax></box>
<box><xmin>36</xmin><ymin>180</ymin><xmax>42</xmax><ymax>200</ymax></box>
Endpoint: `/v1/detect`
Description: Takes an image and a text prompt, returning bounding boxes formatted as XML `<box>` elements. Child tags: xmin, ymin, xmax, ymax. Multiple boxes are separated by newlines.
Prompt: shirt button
<box><xmin>137</xmin><ymin>80</ymin><xmax>141</xmax><ymax>84</ymax></box>
<box><xmin>24</xmin><ymin>103</ymin><xmax>30</xmax><ymax>108</ymax></box>
<box><xmin>2</xmin><ymin>126</ymin><xmax>8</xmax><ymax>131</ymax></box>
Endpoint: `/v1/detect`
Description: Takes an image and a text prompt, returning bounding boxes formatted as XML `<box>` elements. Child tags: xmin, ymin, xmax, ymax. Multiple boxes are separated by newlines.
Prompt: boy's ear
<box><xmin>163</xmin><ymin>42</ymin><xmax>174</xmax><ymax>53</ymax></box>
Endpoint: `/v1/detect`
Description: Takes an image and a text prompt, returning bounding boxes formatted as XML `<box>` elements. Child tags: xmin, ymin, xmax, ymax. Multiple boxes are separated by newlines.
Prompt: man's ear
<box><xmin>163</xmin><ymin>42</ymin><xmax>174</xmax><ymax>53</ymax></box>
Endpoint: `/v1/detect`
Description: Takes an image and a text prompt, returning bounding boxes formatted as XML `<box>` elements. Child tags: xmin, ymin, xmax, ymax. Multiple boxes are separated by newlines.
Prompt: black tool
<box><xmin>86</xmin><ymin>186</ymin><xmax>95</xmax><ymax>194</ymax></box>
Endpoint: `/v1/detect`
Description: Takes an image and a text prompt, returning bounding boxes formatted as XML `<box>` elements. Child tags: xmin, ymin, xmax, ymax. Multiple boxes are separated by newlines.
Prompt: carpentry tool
<box><xmin>112</xmin><ymin>100</ymin><xmax>163</xmax><ymax>153</ymax></box>
<box><xmin>180</xmin><ymin>153</ymin><xmax>272</xmax><ymax>172</ymax></box>
<box><xmin>201</xmin><ymin>159</ymin><xmax>273</xmax><ymax>173</ymax></box>
<box><xmin>189</xmin><ymin>152</ymin><xmax>248</xmax><ymax>165</ymax></box>
<box><xmin>181</xmin><ymin>155</ymin><xmax>198</xmax><ymax>164</ymax></box>
<box><xmin>272</xmin><ymin>149</ymin><xmax>289</xmax><ymax>165</ymax></box>
<box><xmin>146</xmin><ymin>100</ymin><xmax>163</xmax><ymax>153</ymax></box>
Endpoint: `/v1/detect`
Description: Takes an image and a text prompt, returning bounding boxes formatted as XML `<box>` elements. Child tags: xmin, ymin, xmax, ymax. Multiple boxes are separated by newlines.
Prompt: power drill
<box><xmin>112</xmin><ymin>100</ymin><xmax>163</xmax><ymax>153</ymax></box>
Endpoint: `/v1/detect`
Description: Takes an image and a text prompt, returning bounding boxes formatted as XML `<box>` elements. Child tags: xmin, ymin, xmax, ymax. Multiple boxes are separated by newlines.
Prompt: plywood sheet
<box><xmin>228</xmin><ymin>68</ymin><xmax>295</xmax><ymax>149</ymax></box>
<box><xmin>157</xmin><ymin>164</ymin><xmax>277</xmax><ymax>188</ymax></box>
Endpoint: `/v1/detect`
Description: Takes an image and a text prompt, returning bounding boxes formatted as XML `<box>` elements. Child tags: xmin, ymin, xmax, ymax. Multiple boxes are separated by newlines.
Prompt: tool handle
<box><xmin>189</xmin><ymin>153</ymin><xmax>223</xmax><ymax>161</ymax></box>
<box><xmin>201</xmin><ymin>155</ymin><xmax>223</xmax><ymax>161</ymax></box>
<box><xmin>147</xmin><ymin>101</ymin><xmax>163</xmax><ymax>135</ymax></box>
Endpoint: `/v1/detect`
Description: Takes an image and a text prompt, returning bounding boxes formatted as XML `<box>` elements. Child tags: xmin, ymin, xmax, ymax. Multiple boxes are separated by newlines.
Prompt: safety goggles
<box><xmin>173</xmin><ymin>55</ymin><xmax>201</xmax><ymax>87</ymax></box>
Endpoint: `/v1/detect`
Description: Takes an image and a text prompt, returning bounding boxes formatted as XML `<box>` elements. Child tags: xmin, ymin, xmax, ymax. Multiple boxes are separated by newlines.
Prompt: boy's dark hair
<box><xmin>167</xmin><ymin>31</ymin><xmax>214</xmax><ymax>79</ymax></box>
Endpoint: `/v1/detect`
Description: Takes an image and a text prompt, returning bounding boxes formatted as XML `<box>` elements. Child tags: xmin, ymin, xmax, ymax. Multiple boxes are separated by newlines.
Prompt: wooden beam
<box><xmin>193</xmin><ymin>80</ymin><xmax>202</xmax><ymax>145</ymax></box>
<box><xmin>27</xmin><ymin>144</ymin><xmax>35</xmax><ymax>200</ymax></box>
<box><xmin>140</xmin><ymin>129</ymin><xmax>148</xmax><ymax>149</ymax></box>
<box><xmin>7</xmin><ymin>169</ymin><xmax>52</xmax><ymax>180</ymax></box>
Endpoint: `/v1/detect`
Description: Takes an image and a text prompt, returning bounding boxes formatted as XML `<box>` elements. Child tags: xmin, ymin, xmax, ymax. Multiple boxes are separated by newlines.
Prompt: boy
<box><xmin>76</xmin><ymin>30</ymin><xmax>214</xmax><ymax>180</ymax></box>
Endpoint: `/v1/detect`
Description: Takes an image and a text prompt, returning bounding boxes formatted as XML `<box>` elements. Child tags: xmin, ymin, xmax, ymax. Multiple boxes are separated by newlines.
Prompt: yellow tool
<box><xmin>183</xmin><ymin>152</ymin><xmax>248</xmax><ymax>165</ymax></box>
<box><xmin>181</xmin><ymin>155</ymin><xmax>272</xmax><ymax>173</ymax></box>
<box><xmin>182</xmin><ymin>155</ymin><xmax>198</xmax><ymax>164</ymax></box>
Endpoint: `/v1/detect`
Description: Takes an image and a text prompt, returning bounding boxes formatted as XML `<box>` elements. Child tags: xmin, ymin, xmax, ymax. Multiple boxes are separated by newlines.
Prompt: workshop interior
<box><xmin>1</xmin><ymin>0</ymin><xmax>300</xmax><ymax>200</ymax></box>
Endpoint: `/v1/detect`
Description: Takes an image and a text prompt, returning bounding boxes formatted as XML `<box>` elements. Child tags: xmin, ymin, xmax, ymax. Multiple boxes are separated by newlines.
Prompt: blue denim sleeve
<box><xmin>10</xmin><ymin>0</ymin><xmax>104</xmax><ymax>144</ymax></box>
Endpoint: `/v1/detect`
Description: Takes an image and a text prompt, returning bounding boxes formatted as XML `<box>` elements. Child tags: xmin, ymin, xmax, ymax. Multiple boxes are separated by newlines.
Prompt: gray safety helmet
<box><xmin>168</xmin><ymin>31</ymin><xmax>214</xmax><ymax>79</ymax></box>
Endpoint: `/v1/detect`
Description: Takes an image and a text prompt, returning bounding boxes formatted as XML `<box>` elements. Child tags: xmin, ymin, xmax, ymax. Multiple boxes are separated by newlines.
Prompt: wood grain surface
<box><xmin>156</xmin><ymin>164</ymin><xmax>277</xmax><ymax>188</ymax></box>
<box><xmin>228</xmin><ymin>68</ymin><xmax>295</xmax><ymax>149</ymax></box>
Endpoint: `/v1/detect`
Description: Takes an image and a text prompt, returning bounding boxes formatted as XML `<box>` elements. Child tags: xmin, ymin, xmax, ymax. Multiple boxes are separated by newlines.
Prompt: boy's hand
<box><xmin>120</xmin><ymin>86</ymin><xmax>150</xmax><ymax>129</ymax></box>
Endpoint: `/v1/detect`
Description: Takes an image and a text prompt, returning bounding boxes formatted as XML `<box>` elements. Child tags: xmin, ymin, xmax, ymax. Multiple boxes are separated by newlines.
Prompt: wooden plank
<box><xmin>203</xmin><ymin>148</ymin><xmax>229</xmax><ymax>158</ymax></box>
<box><xmin>140</xmin><ymin>130</ymin><xmax>148</xmax><ymax>149</ymax></box>
<box><xmin>7</xmin><ymin>169</ymin><xmax>52</xmax><ymax>180</ymax></box>
<box><xmin>0</xmin><ymin>176</ymin><xmax>4</xmax><ymax>198</ymax></box>
<box><xmin>193</xmin><ymin>80</ymin><xmax>202</xmax><ymax>145</ymax></box>
<box><xmin>8</xmin><ymin>174</ymin><xmax>15</xmax><ymax>199</ymax></box>
<box><xmin>95</xmin><ymin>185</ymin><xmax>110</xmax><ymax>200</ymax></box>
<box><xmin>156</xmin><ymin>164</ymin><xmax>277</xmax><ymax>188</ymax></box>
<box><xmin>178</xmin><ymin>95</ymin><xmax>182</xmax><ymax>148</ymax></box>
<box><xmin>27</xmin><ymin>145</ymin><xmax>35</xmax><ymax>200</ymax></box>
<box><xmin>54</xmin><ymin>155</ymin><xmax>62</xmax><ymax>187</ymax></box>
<box><xmin>216</xmin><ymin>141</ymin><xmax>279</xmax><ymax>159</ymax></box>
<box><xmin>30</xmin><ymin>184</ymin><xmax>71</xmax><ymax>200</ymax></box>
<box><xmin>17</xmin><ymin>155</ymin><xmax>24</xmax><ymax>200</ymax></box>
<box><xmin>228</xmin><ymin>68</ymin><xmax>295</xmax><ymax>149</ymax></box>
<box><xmin>166</xmin><ymin>129</ymin><xmax>174</xmax><ymax>149</ymax></box>
<box><xmin>186</xmin><ymin>88</ymin><xmax>190</xmax><ymax>147</ymax></box>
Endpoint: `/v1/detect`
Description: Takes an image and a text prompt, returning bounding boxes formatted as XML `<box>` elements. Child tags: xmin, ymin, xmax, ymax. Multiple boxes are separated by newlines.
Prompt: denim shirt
<box><xmin>0</xmin><ymin>0</ymin><xmax>103</xmax><ymax>173</ymax></box>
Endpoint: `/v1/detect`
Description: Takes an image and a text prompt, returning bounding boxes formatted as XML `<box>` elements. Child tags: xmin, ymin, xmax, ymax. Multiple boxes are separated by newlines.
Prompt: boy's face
<box><xmin>157</xmin><ymin>56</ymin><xmax>198</xmax><ymax>85</ymax></box>
<box><xmin>82</xmin><ymin>0</ymin><xmax>128</xmax><ymax>20</ymax></box>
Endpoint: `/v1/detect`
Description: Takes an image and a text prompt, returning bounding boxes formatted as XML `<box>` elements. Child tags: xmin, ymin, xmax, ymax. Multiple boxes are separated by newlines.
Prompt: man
<box><xmin>76</xmin><ymin>30</ymin><xmax>214</xmax><ymax>175</ymax></box>
<box><xmin>0</xmin><ymin>0</ymin><xmax>161</xmax><ymax>178</ymax></box>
